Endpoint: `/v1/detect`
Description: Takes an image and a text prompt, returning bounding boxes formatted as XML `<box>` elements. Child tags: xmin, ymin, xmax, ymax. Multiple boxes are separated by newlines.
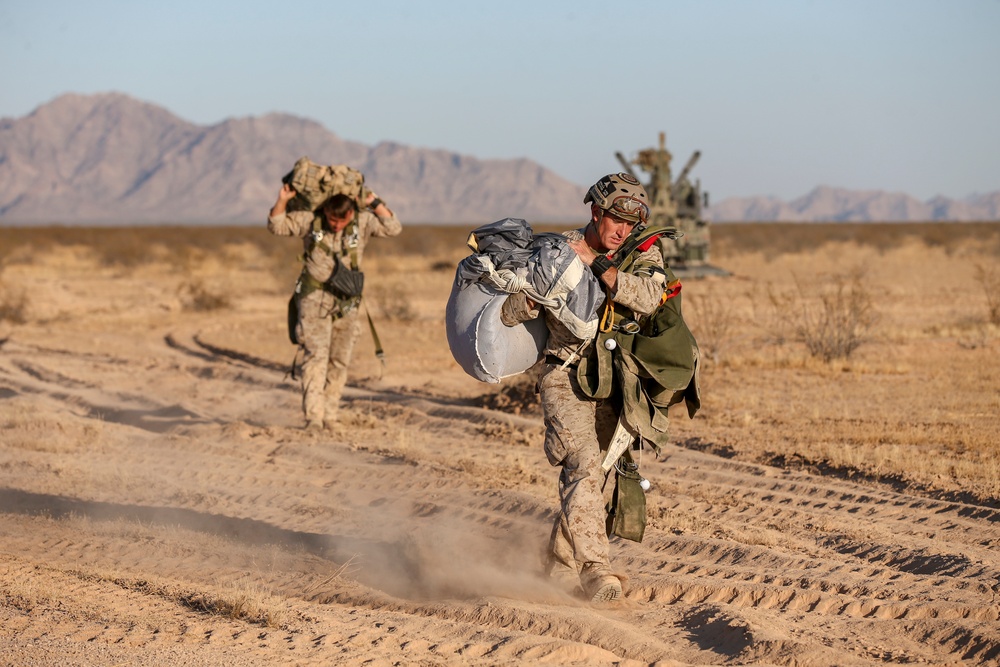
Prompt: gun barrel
<box><xmin>615</xmin><ymin>152</ymin><xmax>639</xmax><ymax>180</ymax></box>
<box><xmin>674</xmin><ymin>150</ymin><xmax>701</xmax><ymax>185</ymax></box>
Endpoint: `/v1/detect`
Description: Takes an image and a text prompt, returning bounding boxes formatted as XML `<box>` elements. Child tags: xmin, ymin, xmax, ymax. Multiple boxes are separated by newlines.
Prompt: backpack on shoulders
<box><xmin>282</xmin><ymin>156</ymin><xmax>368</xmax><ymax>212</ymax></box>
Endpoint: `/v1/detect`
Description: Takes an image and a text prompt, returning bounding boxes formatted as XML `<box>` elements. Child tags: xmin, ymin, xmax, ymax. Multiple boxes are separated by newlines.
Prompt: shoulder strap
<box><xmin>612</xmin><ymin>225</ymin><xmax>678</xmax><ymax>273</ymax></box>
<box><xmin>345</xmin><ymin>215</ymin><xmax>360</xmax><ymax>270</ymax></box>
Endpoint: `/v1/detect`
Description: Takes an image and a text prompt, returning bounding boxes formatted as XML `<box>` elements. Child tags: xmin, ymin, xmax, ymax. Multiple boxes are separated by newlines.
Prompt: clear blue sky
<box><xmin>2</xmin><ymin>0</ymin><xmax>998</xmax><ymax>201</ymax></box>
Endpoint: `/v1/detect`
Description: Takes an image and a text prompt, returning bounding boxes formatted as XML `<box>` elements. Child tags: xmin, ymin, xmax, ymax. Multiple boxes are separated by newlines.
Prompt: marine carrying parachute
<box><xmin>445</xmin><ymin>218</ymin><xmax>605</xmax><ymax>383</ymax></box>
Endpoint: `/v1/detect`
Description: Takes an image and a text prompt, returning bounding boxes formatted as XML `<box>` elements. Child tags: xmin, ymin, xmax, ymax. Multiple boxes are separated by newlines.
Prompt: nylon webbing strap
<box><xmin>576</xmin><ymin>331</ymin><xmax>614</xmax><ymax>400</ymax></box>
<box><xmin>364</xmin><ymin>301</ymin><xmax>385</xmax><ymax>377</ymax></box>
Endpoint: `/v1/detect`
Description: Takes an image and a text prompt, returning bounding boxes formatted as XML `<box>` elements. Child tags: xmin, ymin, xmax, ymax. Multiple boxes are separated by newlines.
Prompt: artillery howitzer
<box><xmin>615</xmin><ymin>132</ymin><xmax>729</xmax><ymax>278</ymax></box>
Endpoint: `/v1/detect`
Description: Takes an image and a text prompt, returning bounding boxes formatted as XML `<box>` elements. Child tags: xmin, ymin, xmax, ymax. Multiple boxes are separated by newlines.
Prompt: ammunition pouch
<box><xmin>326</xmin><ymin>256</ymin><xmax>365</xmax><ymax>299</ymax></box>
<box><xmin>606</xmin><ymin>459</ymin><xmax>646</xmax><ymax>543</ymax></box>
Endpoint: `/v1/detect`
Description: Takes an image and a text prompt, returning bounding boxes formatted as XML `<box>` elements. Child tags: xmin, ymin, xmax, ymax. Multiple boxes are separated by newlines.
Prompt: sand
<box><xmin>1</xmin><ymin>229</ymin><xmax>998</xmax><ymax>666</ymax></box>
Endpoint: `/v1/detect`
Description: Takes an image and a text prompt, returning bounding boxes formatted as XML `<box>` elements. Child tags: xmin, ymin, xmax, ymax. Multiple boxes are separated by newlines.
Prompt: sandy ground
<box><xmin>1</xmin><ymin>232</ymin><xmax>999</xmax><ymax>666</ymax></box>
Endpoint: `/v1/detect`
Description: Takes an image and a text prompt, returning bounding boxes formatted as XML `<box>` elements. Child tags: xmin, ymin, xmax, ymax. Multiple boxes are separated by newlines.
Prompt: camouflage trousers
<box><xmin>295</xmin><ymin>289</ymin><xmax>362</xmax><ymax>426</ymax></box>
<box><xmin>538</xmin><ymin>363</ymin><xmax>618</xmax><ymax>589</ymax></box>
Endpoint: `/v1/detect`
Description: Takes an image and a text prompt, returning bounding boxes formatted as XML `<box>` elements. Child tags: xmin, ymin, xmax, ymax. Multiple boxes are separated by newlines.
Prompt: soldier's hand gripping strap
<box><xmin>326</xmin><ymin>255</ymin><xmax>365</xmax><ymax>298</ymax></box>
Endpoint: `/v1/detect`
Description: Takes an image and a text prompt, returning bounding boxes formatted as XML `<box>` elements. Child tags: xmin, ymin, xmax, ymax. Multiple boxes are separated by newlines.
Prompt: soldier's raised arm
<box><xmin>267</xmin><ymin>184</ymin><xmax>314</xmax><ymax>238</ymax></box>
<box><xmin>361</xmin><ymin>190</ymin><xmax>402</xmax><ymax>238</ymax></box>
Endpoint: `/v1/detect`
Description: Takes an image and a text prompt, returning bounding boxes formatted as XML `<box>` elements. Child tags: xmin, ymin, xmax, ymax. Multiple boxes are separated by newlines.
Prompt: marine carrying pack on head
<box><xmin>282</xmin><ymin>156</ymin><xmax>369</xmax><ymax>212</ymax></box>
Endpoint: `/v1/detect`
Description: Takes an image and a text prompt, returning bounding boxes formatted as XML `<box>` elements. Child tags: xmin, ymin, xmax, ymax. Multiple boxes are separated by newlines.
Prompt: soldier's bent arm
<box><xmin>611</xmin><ymin>246</ymin><xmax>667</xmax><ymax>316</ymax></box>
<box><xmin>500</xmin><ymin>292</ymin><xmax>540</xmax><ymax>327</ymax></box>
<box><xmin>360</xmin><ymin>209</ymin><xmax>402</xmax><ymax>239</ymax></box>
<box><xmin>267</xmin><ymin>209</ymin><xmax>315</xmax><ymax>238</ymax></box>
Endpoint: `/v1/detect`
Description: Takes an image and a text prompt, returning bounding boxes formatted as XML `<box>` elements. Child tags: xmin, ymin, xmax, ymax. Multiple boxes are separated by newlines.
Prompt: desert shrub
<box><xmin>368</xmin><ymin>284</ymin><xmax>417</xmax><ymax>321</ymax></box>
<box><xmin>180</xmin><ymin>280</ymin><xmax>231</xmax><ymax>312</ymax></box>
<box><xmin>769</xmin><ymin>270</ymin><xmax>878</xmax><ymax>362</ymax></box>
<box><xmin>180</xmin><ymin>576</ymin><xmax>286</xmax><ymax>628</ymax></box>
<box><xmin>0</xmin><ymin>285</ymin><xmax>28</xmax><ymax>323</ymax></box>
<box><xmin>686</xmin><ymin>288</ymin><xmax>737</xmax><ymax>365</ymax></box>
<box><xmin>974</xmin><ymin>263</ymin><xmax>1000</xmax><ymax>325</ymax></box>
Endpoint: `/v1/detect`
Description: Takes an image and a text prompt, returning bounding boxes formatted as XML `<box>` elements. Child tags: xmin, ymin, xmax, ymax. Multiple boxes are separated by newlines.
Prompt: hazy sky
<box><xmin>2</xmin><ymin>0</ymin><xmax>998</xmax><ymax>201</ymax></box>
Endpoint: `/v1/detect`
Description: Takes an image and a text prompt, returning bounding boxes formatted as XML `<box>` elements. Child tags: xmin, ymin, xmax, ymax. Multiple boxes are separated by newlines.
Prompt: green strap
<box><xmin>576</xmin><ymin>330</ymin><xmax>615</xmax><ymax>399</ymax></box>
<box><xmin>364</xmin><ymin>301</ymin><xmax>385</xmax><ymax>371</ymax></box>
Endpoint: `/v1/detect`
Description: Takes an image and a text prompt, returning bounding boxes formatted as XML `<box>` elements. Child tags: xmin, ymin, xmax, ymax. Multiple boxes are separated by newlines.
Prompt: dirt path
<box><xmin>1</xmin><ymin>307</ymin><xmax>998</xmax><ymax>667</ymax></box>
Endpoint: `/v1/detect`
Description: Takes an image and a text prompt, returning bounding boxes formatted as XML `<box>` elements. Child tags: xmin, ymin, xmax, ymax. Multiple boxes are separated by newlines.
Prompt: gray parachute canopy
<box><xmin>447</xmin><ymin>218</ymin><xmax>605</xmax><ymax>383</ymax></box>
<box><xmin>456</xmin><ymin>218</ymin><xmax>605</xmax><ymax>339</ymax></box>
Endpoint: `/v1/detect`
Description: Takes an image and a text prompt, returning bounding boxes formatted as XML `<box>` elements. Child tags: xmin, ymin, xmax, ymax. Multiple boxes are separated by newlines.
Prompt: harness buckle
<box><xmin>615</xmin><ymin>319</ymin><xmax>641</xmax><ymax>334</ymax></box>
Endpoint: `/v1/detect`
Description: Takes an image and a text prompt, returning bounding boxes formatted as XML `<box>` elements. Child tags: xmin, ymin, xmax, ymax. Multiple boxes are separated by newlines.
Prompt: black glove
<box><xmin>326</xmin><ymin>256</ymin><xmax>364</xmax><ymax>298</ymax></box>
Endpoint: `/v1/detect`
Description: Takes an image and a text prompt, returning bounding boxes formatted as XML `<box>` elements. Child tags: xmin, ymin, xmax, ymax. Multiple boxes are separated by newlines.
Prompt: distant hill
<box><xmin>708</xmin><ymin>186</ymin><xmax>1000</xmax><ymax>222</ymax></box>
<box><xmin>0</xmin><ymin>93</ymin><xmax>586</xmax><ymax>225</ymax></box>
<box><xmin>3</xmin><ymin>93</ymin><xmax>996</xmax><ymax>225</ymax></box>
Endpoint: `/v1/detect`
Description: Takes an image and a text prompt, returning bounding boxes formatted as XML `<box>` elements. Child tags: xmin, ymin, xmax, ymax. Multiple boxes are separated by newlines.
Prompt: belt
<box><xmin>545</xmin><ymin>354</ymin><xmax>578</xmax><ymax>370</ymax></box>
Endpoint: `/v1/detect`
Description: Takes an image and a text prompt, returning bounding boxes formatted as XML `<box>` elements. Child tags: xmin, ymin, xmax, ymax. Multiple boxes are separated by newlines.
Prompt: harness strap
<box><xmin>295</xmin><ymin>212</ymin><xmax>384</xmax><ymax>365</ymax></box>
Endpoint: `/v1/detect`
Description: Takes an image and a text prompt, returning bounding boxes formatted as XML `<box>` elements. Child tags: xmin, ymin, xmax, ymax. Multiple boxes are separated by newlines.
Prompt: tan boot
<box><xmin>586</xmin><ymin>573</ymin><xmax>622</xmax><ymax>603</ymax></box>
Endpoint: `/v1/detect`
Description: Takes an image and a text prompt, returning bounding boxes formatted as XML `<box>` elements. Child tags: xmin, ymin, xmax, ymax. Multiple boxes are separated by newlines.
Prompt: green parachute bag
<box><xmin>606</xmin><ymin>459</ymin><xmax>646</xmax><ymax>543</ymax></box>
<box><xmin>282</xmin><ymin>156</ymin><xmax>369</xmax><ymax>212</ymax></box>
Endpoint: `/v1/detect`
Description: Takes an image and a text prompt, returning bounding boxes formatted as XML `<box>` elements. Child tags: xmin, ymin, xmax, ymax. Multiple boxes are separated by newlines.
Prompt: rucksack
<box><xmin>282</xmin><ymin>156</ymin><xmax>367</xmax><ymax>212</ymax></box>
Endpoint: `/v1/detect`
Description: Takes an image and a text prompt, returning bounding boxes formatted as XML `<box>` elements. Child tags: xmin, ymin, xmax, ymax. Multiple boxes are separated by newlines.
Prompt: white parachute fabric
<box><xmin>445</xmin><ymin>279</ymin><xmax>548</xmax><ymax>384</ymax></box>
<box><xmin>526</xmin><ymin>232</ymin><xmax>604</xmax><ymax>340</ymax></box>
<box><xmin>446</xmin><ymin>218</ymin><xmax>605</xmax><ymax>383</ymax></box>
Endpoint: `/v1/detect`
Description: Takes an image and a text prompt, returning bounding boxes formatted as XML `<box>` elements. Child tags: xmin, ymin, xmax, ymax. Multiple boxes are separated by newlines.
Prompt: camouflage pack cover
<box><xmin>282</xmin><ymin>156</ymin><xmax>369</xmax><ymax>212</ymax></box>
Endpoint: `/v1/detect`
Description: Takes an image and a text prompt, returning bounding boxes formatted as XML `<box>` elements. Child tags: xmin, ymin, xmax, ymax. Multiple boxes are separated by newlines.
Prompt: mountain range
<box><xmin>1</xmin><ymin>92</ymin><xmax>997</xmax><ymax>225</ymax></box>
<box><xmin>708</xmin><ymin>187</ymin><xmax>1000</xmax><ymax>223</ymax></box>
<box><xmin>0</xmin><ymin>93</ymin><xmax>585</xmax><ymax>225</ymax></box>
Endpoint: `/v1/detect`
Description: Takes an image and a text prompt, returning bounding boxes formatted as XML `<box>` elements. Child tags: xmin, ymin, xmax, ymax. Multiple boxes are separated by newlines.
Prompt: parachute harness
<box><xmin>471</xmin><ymin>256</ymin><xmax>558</xmax><ymax>308</ymax></box>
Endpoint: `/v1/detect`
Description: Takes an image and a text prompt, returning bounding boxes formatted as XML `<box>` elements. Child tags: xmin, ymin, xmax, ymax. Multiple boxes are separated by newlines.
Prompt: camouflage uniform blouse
<box><xmin>501</xmin><ymin>228</ymin><xmax>667</xmax><ymax>362</ymax></box>
<box><xmin>267</xmin><ymin>208</ymin><xmax>402</xmax><ymax>282</ymax></box>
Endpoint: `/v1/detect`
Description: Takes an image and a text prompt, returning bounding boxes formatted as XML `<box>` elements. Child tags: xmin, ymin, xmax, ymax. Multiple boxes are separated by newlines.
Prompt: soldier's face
<box><xmin>591</xmin><ymin>205</ymin><xmax>636</xmax><ymax>252</ymax></box>
<box><xmin>324</xmin><ymin>207</ymin><xmax>355</xmax><ymax>232</ymax></box>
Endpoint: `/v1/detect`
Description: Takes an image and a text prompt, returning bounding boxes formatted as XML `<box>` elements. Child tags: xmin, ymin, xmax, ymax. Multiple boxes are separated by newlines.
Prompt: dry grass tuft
<box><xmin>0</xmin><ymin>285</ymin><xmax>28</xmax><ymax>324</ymax></box>
<box><xmin>768</xmin><ymin>270</ymin><xmax>878</xmax><ymax>362</ymax></box>
<box><xmin>2</xmin><ymin>570</ymin><xmax>54</xmax><ymax>612</ymax></box>
<box><xmin>686</xmin><ymin>287</ymin><xmax>739</xmax><ymax>365</ymax></box>
<box><xmin>974</xmin><ymin>263</ymin><xmax>1000</xmax><ymax>325</ymax></box>
<box><xmin>179</xmin><ymin>279</ymin><xmax>232</xmax><ymax>312</ymax></box>
<box><xmin>475</xmin><ymin>368</ymin><xmax>542</xmax><ymax>416</ymax></box>
<box><xmin>368</xmin><ymin>283</ymin><xmax>418</xmax><ymax>321</ymax></box>
<box><xmin>181</xmin><ymin>575</ymin><xmax>288</xmax><ymax>628</ymax></box>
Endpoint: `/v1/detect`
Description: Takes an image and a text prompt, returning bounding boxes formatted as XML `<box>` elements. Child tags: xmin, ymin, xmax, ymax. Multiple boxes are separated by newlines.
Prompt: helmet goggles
<box><xmin>605</xmin><ymin>195</ymin><xmax>649</xmax><ymax>225</ymax></box>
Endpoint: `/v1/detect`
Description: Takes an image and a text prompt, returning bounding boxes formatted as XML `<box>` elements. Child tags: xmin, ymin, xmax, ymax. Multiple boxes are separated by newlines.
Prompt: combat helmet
<box><xmin>584</xmin><ymin>172</ymin><xmax>650</xmax><ymax>224</ymax></box>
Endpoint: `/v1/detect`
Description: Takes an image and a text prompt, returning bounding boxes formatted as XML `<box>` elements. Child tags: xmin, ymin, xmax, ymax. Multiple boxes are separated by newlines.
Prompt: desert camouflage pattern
<box><xmin>296</xmin><ymin>294</ymin><xmax>362</xmax><ymax>424</ymax></box>
<box><xmin>268</xmin><ymin>206</ymin><xmax>401</xmax><ymax>426</ymax></box>
<box><xmin>539</xmin><ymin>363</ymin><xmax>620</xmax><ymax>588</ymax></box>
<box><xmin>283</xmin><ymin>156</ymin><xmax>369</xmax><ymax>212</ymax></box>
<box><xmin>503</xmin><ymin>226</ymin><xmax>666</xmax><ymax>593</ymax></box>
<box><xmin>269</xmin><ymin>207</ymin><xmax>401</xmax><ymax>286</ymax></box>
<box><xmin>501</xmin><ymin>229</ymin><xmax>665</xmax><ymax>363</ymax></box>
